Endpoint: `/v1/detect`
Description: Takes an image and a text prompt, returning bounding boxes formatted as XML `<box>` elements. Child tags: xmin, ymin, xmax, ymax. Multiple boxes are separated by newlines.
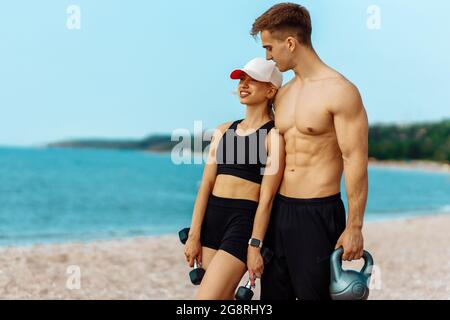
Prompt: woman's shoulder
<box><xmin>209</xmin><ymin>121</ymin><xmax>237</xmax><ymax>144</ymax></box>
<box><xmin>215</xmin><ymin>120</ymin><xmax>241</xmax><ymax>133</ymax></box>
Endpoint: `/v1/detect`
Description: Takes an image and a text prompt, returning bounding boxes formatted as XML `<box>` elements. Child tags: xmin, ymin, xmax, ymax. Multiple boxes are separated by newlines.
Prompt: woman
<box><xmin>184</xmin><ymin>57</ymin><xmax>286</xmax><ymax>299</ymax></box>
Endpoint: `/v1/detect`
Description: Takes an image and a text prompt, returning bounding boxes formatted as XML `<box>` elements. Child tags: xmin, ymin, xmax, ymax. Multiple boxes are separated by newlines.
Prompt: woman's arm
<box><xmin>247</xmin><ymin>129</ymin><xmax>285</xmax><ymax>282</ymax></box>
<box><xmin>184</xmin><ymin>122</ymin><xmax>231</xmax><ymax>266</ymax></box>
<box><xmin>188</xmin><ymin>121</ymin><xmax>231</xmax><ymax>238</ymax></box>
<box><xmin>251</xmin><ymin>129</ymin><xmax>285</xmax><ymax>242</ymax></box>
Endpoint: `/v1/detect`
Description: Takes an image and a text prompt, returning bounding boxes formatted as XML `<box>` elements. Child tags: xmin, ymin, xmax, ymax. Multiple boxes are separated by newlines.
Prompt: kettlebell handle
<box><xmin>330</xmin><ymin>247</ymin><xmax>344</xmax><ymax>280</ymax></box>
<box><xmin>331</xmin><ymin>247</ymin><xmax>374</xmax><ymax>278</ymax></box>
<box><xmin>361</xmin><ymin>250</ymin><xmax>374</xmax><ymax>277</ymax></box>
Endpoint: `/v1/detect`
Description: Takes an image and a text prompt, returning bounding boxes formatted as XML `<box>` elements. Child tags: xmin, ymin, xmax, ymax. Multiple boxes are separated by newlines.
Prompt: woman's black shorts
<box><xmin>200</xmin><ymin>194</ymin><xmax>258</xmax><ymax>264</ymax></box>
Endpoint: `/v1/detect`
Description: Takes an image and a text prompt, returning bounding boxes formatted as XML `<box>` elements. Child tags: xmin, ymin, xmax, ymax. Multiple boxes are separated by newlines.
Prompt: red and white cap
<box><xmin>230</xmin><ymin>57</ymin><xmax>283</xmax><ymax>88</ymax></box>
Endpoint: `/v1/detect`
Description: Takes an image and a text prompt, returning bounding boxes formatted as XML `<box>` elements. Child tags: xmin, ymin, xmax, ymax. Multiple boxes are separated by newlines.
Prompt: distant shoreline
<box><xmin>146</xmin><ymin>150</ymin><xmax>450</xmax><ymax>174</ymax></box>
<box><xmin>2</xmin><ymin>145</ymin><xmax>449</xmax><ymax>173</ymax></box>
<box><xmin>36</xmin><ymin>118</ymin><xmax>450</xmax><ymax>165</ymax></box>
<box><xmin>368</xmin><ymin>158</ymin><xmax>450</xmax><ymax>173</ymax></box>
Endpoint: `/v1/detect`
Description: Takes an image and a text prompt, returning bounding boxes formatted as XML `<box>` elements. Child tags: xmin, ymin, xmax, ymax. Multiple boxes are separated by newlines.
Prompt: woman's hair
<box><xmin>267</xmin><ymin>97</ymin><xmax>275</xmax><ymax>120</ymax></box>
<box><xmin>267</xmin><ymin>83</ymin><xmax>277</xmax><ymax>120</ymax></box>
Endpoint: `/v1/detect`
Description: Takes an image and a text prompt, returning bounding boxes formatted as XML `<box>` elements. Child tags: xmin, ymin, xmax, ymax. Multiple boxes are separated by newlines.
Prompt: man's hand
<box><xmin>335</xmin><ymin>225</ymin><xmax>364</xmax><ymax>261</ymax></box>
<box><xmin>247</xmin><ymin>246</ymin><xmax>264</xmax><ymax>287</ymax></box>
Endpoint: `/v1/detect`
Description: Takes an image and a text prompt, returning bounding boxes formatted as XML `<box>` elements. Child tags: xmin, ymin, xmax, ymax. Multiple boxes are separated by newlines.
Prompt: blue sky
<box><xmin>1</xmin><ymin>0</ymin><xmax>449</xmax><ymax>146</ymax></box>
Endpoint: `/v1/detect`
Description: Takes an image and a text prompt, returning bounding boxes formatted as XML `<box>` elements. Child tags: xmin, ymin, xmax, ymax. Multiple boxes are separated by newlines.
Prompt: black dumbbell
<box><xmin>235</xmin><ymin>274</ymin><xmax>256</xmax><ymax>300</ymax></box>
<box><xmin>178</xmin><ymin>227</ymin><xmax>205</xmax><ymax>285</ymax></box>
<box><xmin>178</xmin><ymin>227</ymin><xmax>190</xmax><ymax>245</ymax></box>
<box><xmin>235</xmin><ymin>246</ymin><xmax>274</xmax><ymax>300</ymax></box>
<box><xmin>189</xmin><ymin>259</ymin><xmax>205</xmax><ymax>285</ymax></box>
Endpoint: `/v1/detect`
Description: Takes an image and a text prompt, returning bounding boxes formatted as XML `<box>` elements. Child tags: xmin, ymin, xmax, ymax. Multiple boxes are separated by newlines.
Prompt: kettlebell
<box><xmin>329</xmin><ymin>247</ymin><xmax>374</xmax><ymax>300</ymax></box>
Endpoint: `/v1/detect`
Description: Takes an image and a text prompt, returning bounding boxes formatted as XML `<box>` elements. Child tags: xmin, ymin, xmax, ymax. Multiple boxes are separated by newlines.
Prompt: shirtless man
<box><xmin>247</xmin><ymin>3</ymin><xmax>369</xmax><ymax>300</ymax></box>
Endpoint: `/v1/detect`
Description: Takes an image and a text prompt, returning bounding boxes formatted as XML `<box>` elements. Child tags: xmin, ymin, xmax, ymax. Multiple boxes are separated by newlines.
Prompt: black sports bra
<box><xmin>216</xmin><ymin>119</ymin><xmax>275</xmax><ymax>184</ymax></box>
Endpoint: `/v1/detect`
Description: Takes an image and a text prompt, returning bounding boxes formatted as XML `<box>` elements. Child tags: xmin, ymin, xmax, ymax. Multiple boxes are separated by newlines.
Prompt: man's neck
<box><xmin>292</xmin><ymin>46</ymin><xmax>328</xmax><ymax>81</ymax></box>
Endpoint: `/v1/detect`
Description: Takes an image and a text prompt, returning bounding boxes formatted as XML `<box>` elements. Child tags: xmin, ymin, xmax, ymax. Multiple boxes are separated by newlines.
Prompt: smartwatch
<box><xmin>248</xmin><ymin>238</ymin><xmax>263</xmax><ymax>248</ymax></box>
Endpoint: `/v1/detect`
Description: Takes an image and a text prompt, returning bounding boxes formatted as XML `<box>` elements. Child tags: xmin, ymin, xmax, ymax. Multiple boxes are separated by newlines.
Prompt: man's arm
<box><xmin>331</xmin><ymin>80</ymin><xmax>369</xmax><ymax>261</ymax></box>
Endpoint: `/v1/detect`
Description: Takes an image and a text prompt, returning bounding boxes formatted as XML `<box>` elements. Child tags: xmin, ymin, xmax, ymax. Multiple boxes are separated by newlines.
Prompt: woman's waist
<box><xmin>212</xmin><ymin>174</ymin><xmax>261</xmax><ymax>202</ymax></box>
<box><xmin>207</xmin><ymin>193</ymin><xmax>259</xmax><ymax>212</ymax></box>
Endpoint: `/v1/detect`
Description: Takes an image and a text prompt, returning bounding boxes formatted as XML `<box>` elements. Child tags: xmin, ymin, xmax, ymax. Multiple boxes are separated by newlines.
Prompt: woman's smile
<box><xmin>239</xmin><ymin>90</ymin><xmax>251</xmax><ymax>98</ymax></box>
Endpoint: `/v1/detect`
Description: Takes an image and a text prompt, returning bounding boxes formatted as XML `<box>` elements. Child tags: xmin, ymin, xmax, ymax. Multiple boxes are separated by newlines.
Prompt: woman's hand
<box><xmin>247</xmin><ymin>246</ymin><xmax>264</xmax><ymax>287</ymax></box>
<box><xmin>184</xmin><ymin>236</ymin><xmax>202</xmax><ymax>268</ymax></box>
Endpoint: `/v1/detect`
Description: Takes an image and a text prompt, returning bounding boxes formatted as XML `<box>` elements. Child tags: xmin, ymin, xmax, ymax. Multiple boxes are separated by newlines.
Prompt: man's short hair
<box><xmin>251</xmin><ymin>2</ymin><xmax>312</xmax><ymax>47</ymax></box>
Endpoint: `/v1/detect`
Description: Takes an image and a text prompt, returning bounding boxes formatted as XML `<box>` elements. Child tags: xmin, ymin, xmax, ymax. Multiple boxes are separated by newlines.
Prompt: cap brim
<box><xmin>230</xmin><ymin>69</ymin><xmax>244</xmax><ymax>79</ymax></box>
<box><xmin>230</xmin><ymin>69</ymin><xmax>267</xmax><ymax>82</ymax></box>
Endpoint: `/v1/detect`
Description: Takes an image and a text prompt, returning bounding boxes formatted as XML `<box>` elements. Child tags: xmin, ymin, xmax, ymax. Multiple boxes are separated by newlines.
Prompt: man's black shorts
<box><xmin>261</xmin><ymin>193</ymin><xmax>346</xmax><ymax>300</ymax></box>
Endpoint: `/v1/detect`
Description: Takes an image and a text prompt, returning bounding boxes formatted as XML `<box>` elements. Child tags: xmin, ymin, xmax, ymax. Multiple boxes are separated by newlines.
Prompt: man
<box><xmin>246</xmin><ymin>3</ymin><xmax>369</xmax><ymax>300</ymax></box>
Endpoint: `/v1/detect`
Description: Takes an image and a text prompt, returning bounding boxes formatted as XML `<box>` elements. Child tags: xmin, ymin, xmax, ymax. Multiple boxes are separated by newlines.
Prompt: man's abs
<box><xmin>278</xmin><ymin>134</ymin><xmax>343</xmax><ymax>198</ymax></box>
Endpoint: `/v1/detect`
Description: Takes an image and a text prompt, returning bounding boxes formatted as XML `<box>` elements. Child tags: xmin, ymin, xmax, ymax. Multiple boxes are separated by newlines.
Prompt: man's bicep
<box><xmin>333</xmin><ymin>87</ymin><xmax>368</xmax><ymax>159</ymax></box>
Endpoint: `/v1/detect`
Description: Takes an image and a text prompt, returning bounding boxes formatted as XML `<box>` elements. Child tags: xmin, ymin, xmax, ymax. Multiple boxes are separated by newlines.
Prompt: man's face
<box><xmin>261</xmin><ymin>30</ymin><xmax>293</xmax><ymax>72</ymax></box>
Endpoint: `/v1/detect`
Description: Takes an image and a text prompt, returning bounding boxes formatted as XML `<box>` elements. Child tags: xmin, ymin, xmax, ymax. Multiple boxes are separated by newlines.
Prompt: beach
<box><xmin>1</xmin><ymin>213</ymin><xmax>449</xmax><ymax>300</ymax></box>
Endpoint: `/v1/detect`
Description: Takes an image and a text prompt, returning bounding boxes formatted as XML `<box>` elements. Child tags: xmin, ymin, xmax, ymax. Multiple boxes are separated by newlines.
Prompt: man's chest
<box><xmin>275</xmin><ymin>86</ymin><xmax>334</xmax><ymax>136</ymax></box>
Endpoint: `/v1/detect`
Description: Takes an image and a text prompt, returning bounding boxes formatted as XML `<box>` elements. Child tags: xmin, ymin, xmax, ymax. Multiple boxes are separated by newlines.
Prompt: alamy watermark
<box><xmin>66</xmin><ymin>5</ymin><xmax>81</xmax><ymax>30</ymax></box>
<box><xmin>171</xmin><ymin>121</ymin><xmax>280</xmax><ymax>176</ymax></box>
<box><xmin>367</xmin><ymin>264</ymin><xmax>382</xmax><ymax>290</ymax></box>
<box><xmin>367</xmin><ymin>5</ymin><xmax>381</xmax><ymax>30</ymax></box>
<box><xmin>66</xmin><ymin>265</ymin><xmax>81</xmax><ymax>290</ymax></box>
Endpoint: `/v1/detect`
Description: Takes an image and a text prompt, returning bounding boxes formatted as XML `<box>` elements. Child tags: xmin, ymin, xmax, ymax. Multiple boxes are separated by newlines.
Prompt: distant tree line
<box><xmin>368</xmin><ymin>119</ymin><xmax>450</xmax><ymax>162</ymax></box>
<box><xmin>48</xmin><ymin>119</ymin><xmax>450</xmax><ymax>163</ymax></box>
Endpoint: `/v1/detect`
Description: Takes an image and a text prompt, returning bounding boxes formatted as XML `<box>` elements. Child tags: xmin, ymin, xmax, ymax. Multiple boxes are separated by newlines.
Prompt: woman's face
<box><xmin>237</xmin><ymin>73</ymin><xmax>276</xmax><ymax>105</ymax></box>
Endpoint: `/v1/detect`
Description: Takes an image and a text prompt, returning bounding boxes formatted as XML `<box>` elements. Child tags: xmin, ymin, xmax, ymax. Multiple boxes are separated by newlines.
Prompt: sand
<box><xmin>0</xmin><ymin>214</ymin><xmax>449</xmax><ymax>300</ymax></box>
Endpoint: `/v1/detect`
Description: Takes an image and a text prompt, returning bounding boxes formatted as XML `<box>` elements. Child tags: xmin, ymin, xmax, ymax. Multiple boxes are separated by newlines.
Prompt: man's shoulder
<box><xmin>327</xmin><ymin>76</ymin><xmax>363</xmax><ymax>114</ymax></box>
<box><xmin>274</xmin><ymin>79</ymin><xmax>294</xmax><ymax>107</ymax></box>
<box><xmin>330</xmin><ymin>75</ymin><xmax>358</xmax><ymax>93</ymax></box>
<box><xmin>278</xmin><ymin>78</ymin><xmax>295</xmax><ymax>95</ymax></box>
<box><xmin>318</xmin><ymin>69</ymin><xmax>356</xmax><ymax>90</ymax></box>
